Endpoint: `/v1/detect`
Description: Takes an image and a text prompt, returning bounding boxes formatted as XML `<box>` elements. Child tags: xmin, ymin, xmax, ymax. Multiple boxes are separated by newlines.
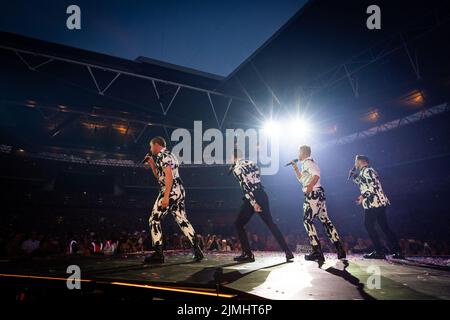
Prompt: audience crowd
<box><xmin>1</xmin><ymin>228</ymin><xmax>449</xmax><ymax>259</ymax></box>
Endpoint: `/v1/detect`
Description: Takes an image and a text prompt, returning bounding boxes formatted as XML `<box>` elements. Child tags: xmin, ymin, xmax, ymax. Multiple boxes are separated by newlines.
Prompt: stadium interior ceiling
<box><xmin>0</xmin><ymin>0</ymin><xmax>449</xmax><ymax>162</ymax></box>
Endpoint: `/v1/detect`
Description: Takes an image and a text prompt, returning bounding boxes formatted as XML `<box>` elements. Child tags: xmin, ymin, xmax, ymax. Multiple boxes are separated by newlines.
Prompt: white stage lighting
<box><xmin>288</xmin><ymin>118</ymin><xmax>311</xmax><ymax>137</ymax></box>
<box><xmin>263</xmin><ymin>120</ymin><xmax>280</xmax><ymax>136</ymax></box>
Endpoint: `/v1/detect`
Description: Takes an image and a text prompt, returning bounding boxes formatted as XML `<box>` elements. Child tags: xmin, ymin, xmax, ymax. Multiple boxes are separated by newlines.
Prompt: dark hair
<box><xmin>150</xmin><ymin>136</ymin><xmax>166</xmax><ymax>147</ymax></box>
<box><xmin>356</xmin><ymin>155</ymin><xmax>369</xmax><ymax>163</ymax></box>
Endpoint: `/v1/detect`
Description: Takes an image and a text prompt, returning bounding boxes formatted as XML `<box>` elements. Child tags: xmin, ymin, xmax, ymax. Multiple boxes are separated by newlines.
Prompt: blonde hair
<box><xmin>299</xmin><ymin>145</ymin><xmax>311</xmax><ymax>156</ymax></box>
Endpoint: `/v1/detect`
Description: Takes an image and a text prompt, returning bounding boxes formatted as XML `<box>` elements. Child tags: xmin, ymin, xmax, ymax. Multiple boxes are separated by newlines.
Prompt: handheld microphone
<box><xmin>141</xmin><ymin>153</ymin><xmax>151</xmax><ymax>164</ymax></box>
<box><xmin>347</xmin><ymin>166</ymin><xmax>356</xmax><ymax>180</ymax></box>
<box><xmin>284</xmin><ymin>159</ymin><xmax>299</xmax><ymax>167</ymax></box>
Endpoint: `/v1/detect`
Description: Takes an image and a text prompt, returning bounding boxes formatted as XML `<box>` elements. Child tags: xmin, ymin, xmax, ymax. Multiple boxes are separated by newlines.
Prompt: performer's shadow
<box><xmin>322</xmin><ymin>261</ymin><xmax>375</xmax><ymax>300</ymax></box>
<box><xmin>185</xmin><ymin>261</ymin><xmax>290</xmax><ymax>285</ymax></box>
<box><xmin>86</xmin><ymin>259</ymin><xmax>198</xmax><ymax>276</ymax></box>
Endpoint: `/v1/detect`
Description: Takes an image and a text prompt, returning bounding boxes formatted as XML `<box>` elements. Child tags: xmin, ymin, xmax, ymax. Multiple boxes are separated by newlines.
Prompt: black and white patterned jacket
<box><xmin>232</xmin><ymin>159</ymin><xmax>263</xmax><ymax>206</ymax></box>
<box><xmin>154</xmin><ymin>148</ymin><xmax>182</xmax><ymax>190</ymax></box>
<box><xmin>353</xmin><ymin>166</ymin><xmax>390</xmax><ymax>209</ymax></box>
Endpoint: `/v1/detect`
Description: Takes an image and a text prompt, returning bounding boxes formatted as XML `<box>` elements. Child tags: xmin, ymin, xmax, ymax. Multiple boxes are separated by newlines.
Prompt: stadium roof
<box><xmin>219</xmin><ymin>0</ymin><xmax>450</xmax><ymax>134</ymax></box>
<box><xmin>0</xmin><ymin>0</ymin><xmax>449</xmax><ymax>158</ymax></box>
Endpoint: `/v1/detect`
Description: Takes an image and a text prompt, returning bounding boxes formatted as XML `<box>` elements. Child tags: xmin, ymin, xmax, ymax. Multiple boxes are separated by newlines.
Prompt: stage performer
<box><xmin>231</xmin><ymin>149</ymin><xmax>294</xmax><ymax>263</ymax></box>
<box><xmin>290</xmin><ymin>145</ymin><xmax>346</xmax><ymax>262</ymax></box>
<box><xmin>143</xmin><ymin>136</ymin><xmax>203</xmax><ymax>263</ymax></box>
<box><xmin>350</xmin><ymin>155</ymin><xmax>404</xmax><ymax>259</ymax></box>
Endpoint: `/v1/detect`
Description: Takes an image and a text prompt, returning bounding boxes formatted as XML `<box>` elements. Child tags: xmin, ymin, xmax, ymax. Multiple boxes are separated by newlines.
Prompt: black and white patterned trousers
<box><xmin>149</xmin><ymin>184</ymin><xmax>196</xmax><ymax>247</ymax></box>
<box><xmin>303</xmin><ymin>187</ymin><xmax>340</xmax><ymax>247</ymax></box>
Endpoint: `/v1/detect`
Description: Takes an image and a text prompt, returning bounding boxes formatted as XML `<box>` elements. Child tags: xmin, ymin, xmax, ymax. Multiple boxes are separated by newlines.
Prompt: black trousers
<box><xmin>234</xmin><ymin>189</ymin><xmax>290</xmax><ymax>254</ymax></box>
<box><xmin>364</xmin><ymin>206</ymin><xmax>400</xmax><ymax>253</ymax></box>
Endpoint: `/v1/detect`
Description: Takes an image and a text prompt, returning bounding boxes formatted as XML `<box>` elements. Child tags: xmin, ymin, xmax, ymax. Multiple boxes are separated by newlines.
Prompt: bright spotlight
<box><xmin>263</xmin><ymin>120</ymin><xmax>280</xmax><ymax>136</ymax></box>
<box><xmin>288</xmin><ymin>118</ymin><xmax>311</xmax><ymax>136</ymax></box>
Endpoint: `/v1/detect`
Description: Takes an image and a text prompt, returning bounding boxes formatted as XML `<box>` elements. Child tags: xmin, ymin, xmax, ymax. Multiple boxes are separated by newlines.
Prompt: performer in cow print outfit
<box><xmin>290</xmin><ymin>145</ymin><xmax>346</xmax><ymax>262</ymax></box>
<box><xmin>143</xmin><ymin>136</ymin><xmax>203</xmax><ymax>263</ymax></box>
<box><xmin>231</xmin><ymin>149</ymin><xmax>294</xmax><ymax>263</ymax></box>
<box><xmin>351</xmin><ymin>155</ymin><xmax>404</xmax><ymax>259</ymax></box>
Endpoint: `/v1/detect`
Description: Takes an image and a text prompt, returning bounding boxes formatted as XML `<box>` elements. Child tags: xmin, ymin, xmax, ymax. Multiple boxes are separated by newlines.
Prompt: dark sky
<box><xmin>0</xmin><ymin>0</ymin><xmax>307</xmax><ymax>76</ymax></box>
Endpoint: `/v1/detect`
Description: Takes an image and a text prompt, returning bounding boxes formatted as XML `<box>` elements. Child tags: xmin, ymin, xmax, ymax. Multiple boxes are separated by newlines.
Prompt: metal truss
<box><xmin>322</xmin><ymin>103</ymin><xmax>449</xmax><ymax>148</ymax></box>
<box><xmin>0</xmin><ymin>42</ymin><xmax>248</xmax><ymax>129</ymax></box>
<box><xmin>87</xmin><ymin>66</ymin><xmax>121</xmax><ymax>95</ymax></box>
<box><xmin>296</xmin><ymin>8</ymin><xmax>450</xmax><ymax>103</ymax></box>
<box><xmin>207</xmin><ymin>92</ymin><xmax>233</xmax><ymax>129</ymax></box>
<box><xmin>151</xmin><ymin>80</ymin><xmax>180</xmax><ymax>115</ymax></box>
<box><xmin>212</xmin><ymin>4</ymin><xmax>450</xmax><ymax>116</ymax></box>
<box><xmin>223</xmin><ymin>8</ymin><xmax>450</xmax><ymax>119</ymax></box>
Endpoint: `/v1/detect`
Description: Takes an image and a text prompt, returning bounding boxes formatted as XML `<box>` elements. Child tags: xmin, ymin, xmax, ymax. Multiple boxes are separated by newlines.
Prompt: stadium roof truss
<box><xmin>301</xmin><ymin>11</ymin><xmax>448</xmax><ymax>104</ymax></box>
<box><xmin>1</xmin><ymin>1</ymin><xmax>449</xmax><ymax>152</ymax></box>
<box><xmin>225</xmin><ymin>5</ymin><xmax>450</xmax><ymax>116</ymax></box>
<box><xmin>322</xmin><ymin>102</ymin><xmax>449</xmax><ymax>148</ymax></box>
<box><xmin>0</xmin><ymin>40</ymin><xmax>251</xmax><ymax>131</ymax></box>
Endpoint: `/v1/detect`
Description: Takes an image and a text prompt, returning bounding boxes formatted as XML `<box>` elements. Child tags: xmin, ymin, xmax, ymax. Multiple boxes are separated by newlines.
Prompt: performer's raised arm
<box><xmin>144</xmin><ymin>156</ymin><xmax>158</xmax><ymax>180</ymax></box>
<box><xmin>291</xmin><ymin>160</ymin><xmax>302</xmax><ymax>181</ymax></box>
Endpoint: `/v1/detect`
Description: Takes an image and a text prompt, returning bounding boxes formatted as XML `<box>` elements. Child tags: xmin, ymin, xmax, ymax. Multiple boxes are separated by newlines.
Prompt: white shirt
<box><xmin>299</xmin><ymin>157</ymin><xmax>322</xmax><ymax>192</ymax></box>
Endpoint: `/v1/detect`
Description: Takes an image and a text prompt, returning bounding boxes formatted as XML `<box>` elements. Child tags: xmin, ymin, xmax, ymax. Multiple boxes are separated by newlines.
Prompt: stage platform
<box><xmin>1</xmin><ymin>251</ymin><xmax>449</xmax><ymax>300</ymax></box>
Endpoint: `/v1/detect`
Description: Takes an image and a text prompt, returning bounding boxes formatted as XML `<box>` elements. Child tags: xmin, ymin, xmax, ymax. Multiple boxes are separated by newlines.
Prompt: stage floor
<box><xmin>1</xmin><ymin>251</ymin><xmax>449</xmax><ymax>300</ymax></box>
